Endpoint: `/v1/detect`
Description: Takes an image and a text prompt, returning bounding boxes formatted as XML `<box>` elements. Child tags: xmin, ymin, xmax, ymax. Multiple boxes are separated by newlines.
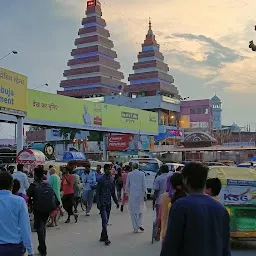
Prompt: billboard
<box><xmin>219</xmin><ymin>185</ymin><xmax>256</xmax><ymax>205</ymax></box>
<box><xmin>0</xmin><ymin>67</ymin><xmax>27</xmax><ymax>116</ymax></box>
<box><xmin>26</xmin><ymin>90</ymin><xmax>158</xmax><ymax>135</ymax></box>
<box><xmin>107</xmin><ymin>134</ymin><xmax>154</xmax><ymax>151</ymax></box>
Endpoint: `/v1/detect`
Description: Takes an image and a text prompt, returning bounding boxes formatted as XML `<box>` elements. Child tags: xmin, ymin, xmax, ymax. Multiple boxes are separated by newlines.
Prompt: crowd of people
<box><xmin>0</xmin><ymin>161</ymin><xmax>231</xmax><ymax>256</ymax></box>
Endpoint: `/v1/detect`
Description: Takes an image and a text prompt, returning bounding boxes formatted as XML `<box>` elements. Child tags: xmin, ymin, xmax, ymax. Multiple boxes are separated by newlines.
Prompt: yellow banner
<box><xmin>27</xmin><ymin>90</ymin><xmax>158</xmax><ymax>135</ymax></box>
<box><xmin>0</xmin><ymin>67</ymin><xmax>27</xmax><ymax>116</ymax></box>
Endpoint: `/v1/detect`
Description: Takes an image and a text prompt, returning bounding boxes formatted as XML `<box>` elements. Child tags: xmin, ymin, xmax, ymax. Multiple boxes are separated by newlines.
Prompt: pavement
<box><xmin>31</xmin><ymin>202</ymin><xmax>256</xmax><ymax>256</ymax></box>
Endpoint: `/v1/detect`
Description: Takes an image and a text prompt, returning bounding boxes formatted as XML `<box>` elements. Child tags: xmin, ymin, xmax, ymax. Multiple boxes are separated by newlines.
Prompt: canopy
<box><xmin>208</xmin><ymin>166</ymin><xmax>256</xmax><ymax>185</ymax></box>
<box><xmin>62</xmin><ymin>152</ymin><xmax>86</xmax><ymax>162</ymax></box>
<box><xmin>251</xmin><ymin>156</ymin><xmax>256</xmax><ymax>161</ymax></box>
<box><xmin>16</xmin><ymin>149</ymin><xmax>46</xmax><ymax>165</ymax></box>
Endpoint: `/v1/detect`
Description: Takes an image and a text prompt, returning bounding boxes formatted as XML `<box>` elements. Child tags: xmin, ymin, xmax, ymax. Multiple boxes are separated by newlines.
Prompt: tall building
<box><xmin>58</xmin><ymin>0</ymin><xmax>126</xmax><ymax>98</ymax></box>
<box><xmin>125</xmin><ymin>19</ymin><xmax>179</xmax><ymax>99</ymax></box>
<box><xmin>211</xmin><ymin>95</ymin><xmax>222</xmax><ymax>129</ymax></box>
<box><xmin>109</xmin><ymin>19</ymin><xmax>181</xmax><ymax>136</ymax></box>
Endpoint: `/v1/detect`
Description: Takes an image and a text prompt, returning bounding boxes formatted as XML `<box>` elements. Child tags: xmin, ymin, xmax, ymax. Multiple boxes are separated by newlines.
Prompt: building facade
<box><xmin>103</xmin><ymin>20</ymin><xmax>181</xmax><ymax>141</ymax></box>
<box><xmin>58</xmin><ymin>0</ymin><xmax>126</xmax><ymax>98</ymax></box>
<box><xmin>180</xmin><ymin>99</ymin><xmax>213</xmax><ymax>134</ymax></box>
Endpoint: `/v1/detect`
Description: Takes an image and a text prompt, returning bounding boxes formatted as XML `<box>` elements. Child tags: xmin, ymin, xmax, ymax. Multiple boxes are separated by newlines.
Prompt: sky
<box><xmin>1</xmin><ymin>0</ymin><xmax>256</xmax><ymax>138</ymax></box>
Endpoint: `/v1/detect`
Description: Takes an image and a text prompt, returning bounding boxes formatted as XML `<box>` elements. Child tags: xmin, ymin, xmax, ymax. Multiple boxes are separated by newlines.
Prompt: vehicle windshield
<box><xmin>138</xmin><ymin>162</ymin><xmax>159</xmax><ymax>173</ymax></box>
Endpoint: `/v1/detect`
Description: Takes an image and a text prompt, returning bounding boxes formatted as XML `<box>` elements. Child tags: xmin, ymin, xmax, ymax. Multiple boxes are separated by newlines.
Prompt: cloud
<box><xmin>171</xmin><ymin>33</ymin><xmax>245</xmax><ymax>66</ymax></box>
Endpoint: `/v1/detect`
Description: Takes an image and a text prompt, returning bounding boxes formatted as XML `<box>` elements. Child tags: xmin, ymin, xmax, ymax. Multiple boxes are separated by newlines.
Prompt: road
<box><xmin>31</xmin><ymin>202</ymin><xmax>256</xmax><ymax>256</ymax></box>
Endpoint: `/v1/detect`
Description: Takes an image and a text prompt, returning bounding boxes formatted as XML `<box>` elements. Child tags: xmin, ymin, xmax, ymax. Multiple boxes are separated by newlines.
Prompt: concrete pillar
<box><xmin>16</xmin><ymin>117</ymin><xmax>24</xmax><ymax>153</ymax></box>
<box><xmin>102</xmin><ymin>133</ymin><xmax>108</xmax><ymax>161</ymax></box>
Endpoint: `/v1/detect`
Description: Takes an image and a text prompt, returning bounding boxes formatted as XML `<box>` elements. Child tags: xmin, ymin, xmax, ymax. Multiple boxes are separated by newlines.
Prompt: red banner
<box><xmin>107</xmin><ymin>134</ymin><xmax>132</xmax><ymax>151</ymax></box>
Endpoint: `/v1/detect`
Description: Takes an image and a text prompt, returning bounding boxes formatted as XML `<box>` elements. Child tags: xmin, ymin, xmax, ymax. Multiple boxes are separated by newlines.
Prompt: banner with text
<box><xmin>26</xmin><ymin>90</ymin><xmax>158</xmax><ymax>135</ymax></box>
<box><xmin>219</xmin><ymin>185</ymin><xmax>256</xmax><ymax>205</ymax></box>
<box><xmin>0</xmin><ymin>67</ymin><xmax>27</xmax><ymax>116</ymax></box>
<box><xmin>107</xmin><ymin>134</ymin><xmax>154</xmax><ymax>151</ymax></box>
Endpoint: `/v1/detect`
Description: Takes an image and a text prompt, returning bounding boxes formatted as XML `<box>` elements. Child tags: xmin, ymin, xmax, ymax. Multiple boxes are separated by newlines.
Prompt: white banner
<box><xmin>219</xmin><ymin>185</ymin><xmax>256</xmax><ymax>205</ymax></box>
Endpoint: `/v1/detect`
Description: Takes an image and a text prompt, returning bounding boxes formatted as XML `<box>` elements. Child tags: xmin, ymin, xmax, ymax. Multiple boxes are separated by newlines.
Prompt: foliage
<box><xmin>59</xmin><ymin>128</ymin><xmax>81</xmax><ymax>141</ymax></box>
<box><xmin>214</xmin><ymin>129</ymin><xmax>232</xmax><ymax>145</ymax></box>
<box><xmin>88</xmin><ymin>131</ymin><xmax>103</xmax><ymax>142</ymax></box>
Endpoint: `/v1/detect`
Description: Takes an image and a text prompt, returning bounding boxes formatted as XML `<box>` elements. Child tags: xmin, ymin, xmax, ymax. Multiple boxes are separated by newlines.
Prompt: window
<box><xmin>190</xmin><ymin>107</ymin><xmax>209</xmax><ymax>115</ymax></box>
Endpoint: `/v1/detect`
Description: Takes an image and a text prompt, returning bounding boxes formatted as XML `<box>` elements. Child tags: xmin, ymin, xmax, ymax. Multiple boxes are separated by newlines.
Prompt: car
<box><xmin>237</xmin><ymin>162</ymin><xmax>256</xmax><ymax>169</ymax></box>
<box><xmin>129</xmin><ymin>158</ymin><xmax>162</xmax><ymax>197</ymax></box>
<box><xmin>166</xmin><ymin>163</ymin><xmax>184</xmax><ymax>172</ymax></box>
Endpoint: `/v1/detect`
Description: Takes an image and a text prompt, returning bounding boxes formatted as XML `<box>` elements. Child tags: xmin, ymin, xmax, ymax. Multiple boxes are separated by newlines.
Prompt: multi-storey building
<box><xmin>58</xmin><ymin>0</ymin><xmax>126</xmax><ymax>98</ymax></box>
<box><xmin>105</xmin><ymin>20</ymin><xmax>182</xmax><ymax>139</ymax></box>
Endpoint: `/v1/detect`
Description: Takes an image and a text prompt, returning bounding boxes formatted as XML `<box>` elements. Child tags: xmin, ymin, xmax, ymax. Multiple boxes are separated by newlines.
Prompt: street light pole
<box><xmin>0</xmin><ymin>50</ymin><xmax>18</xmax><ymax>61</ymax></box>
<box><xmin>249</xmin><ymin>26</ymin><xmax>256</xmax><ymax>51</ymax></box>
<box><xmin>32</xmin><ymin>83</ymin><xmax>49</xmax><ymax>90</ymax></box>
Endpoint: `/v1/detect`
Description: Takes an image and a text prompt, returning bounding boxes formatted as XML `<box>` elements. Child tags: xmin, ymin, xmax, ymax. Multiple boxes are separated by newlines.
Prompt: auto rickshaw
<box><xmin>208</xmin><ymin>166</ymin><xmax>256</xmax><ymax>240</ymax></box>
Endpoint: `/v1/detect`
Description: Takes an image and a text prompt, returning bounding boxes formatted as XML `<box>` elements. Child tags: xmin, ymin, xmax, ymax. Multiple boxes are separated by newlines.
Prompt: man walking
<box><xmin>161</xmin><ymin>162</ymin><xmax>230</xmax><ymax>256</ymax></box>
<box><xmin>125</xmin><ymin>163</ymin><xmax>147</xmax><ymax>233</ymax></box>
<box><xmin>12</xmin><ymin>164</ymin><xmax>29</xmax><ymax>194</ymax></box>
<box><xmin>0</xmin><ymin>171</ymin><xmax>33</xmax><ymax>256</ymax></box>
<box><xmin>27</xmin><ymin>167</ymin><xmax>57</xmax><ymax>256</ymax></box>
<box><xmin>82</xmin><ymin>164</ymin><xmax>96</xmax><ymax>216</ymax></box>
<box><xmin>96</xmin><ymin>164</ymin><xmax>119</xmax><ymax>245</ymax></box>
<box><xmin>96</xmin><ymin>164</ymin><xmax>103</xmax><ymax>182</ymax></box>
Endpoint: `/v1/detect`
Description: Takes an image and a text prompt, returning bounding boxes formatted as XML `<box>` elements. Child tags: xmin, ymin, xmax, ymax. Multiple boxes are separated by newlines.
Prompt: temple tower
<box><xmin>58</xmin><ymin>0</ymin><xmax>126</xmax><ymax>98</ymax></box>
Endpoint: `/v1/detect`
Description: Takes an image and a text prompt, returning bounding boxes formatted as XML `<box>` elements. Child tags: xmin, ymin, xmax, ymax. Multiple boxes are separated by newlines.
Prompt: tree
<box><xmin>59</xmin><ymin>128</ymin><xmax>81</xmax><ymax>151</ymax></box>
<box><xmin>88</xmin><ymin>131</ymin><xmax>103</xmax><ymax>142</ymax></box>
<box><xmin>59</xmin><ymin>128</ymin><xmax>81</xmax><ymax>141</ymax></box>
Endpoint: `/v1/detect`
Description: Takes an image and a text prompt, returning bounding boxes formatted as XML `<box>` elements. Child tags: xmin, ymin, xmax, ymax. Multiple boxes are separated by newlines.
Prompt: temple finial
<box><xmin>147</xmin><ymin>17</ymin><xmax>153</xmax><ymax>35</ymax></box>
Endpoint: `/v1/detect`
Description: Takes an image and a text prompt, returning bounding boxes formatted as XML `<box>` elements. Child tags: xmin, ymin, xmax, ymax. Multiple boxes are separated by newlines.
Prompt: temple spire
<box><xmin>148</xmin><ymin>17</ymin><xmax>153</xmax><ymax>35</ymax></box>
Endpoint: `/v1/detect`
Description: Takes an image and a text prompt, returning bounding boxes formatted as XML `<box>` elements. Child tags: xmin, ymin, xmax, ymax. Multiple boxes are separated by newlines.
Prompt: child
<box><xmin>205</xmin><ymin>178</ymin><xmax>222</xmax><ymax>200</ymax></box>
<box><xmin>12</xmin><ymin>179</ymin><xmax>29</xmax><ymax>204</ymax></box>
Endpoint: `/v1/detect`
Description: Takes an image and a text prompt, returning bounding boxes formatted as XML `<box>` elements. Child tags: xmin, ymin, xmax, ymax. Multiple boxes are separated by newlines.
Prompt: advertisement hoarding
<box><xmin>219</xmin><ymin>185</ymin><xmax>256</xmax><ymax>205</ymax></box>
<box><xmin>26</xmin><ymin>90</ymin><xmax>158</xmax><ymax>135</ymax></box>
<box><xmin>0</xmin><ymin>67</ymin><xmax>27</xmax><ymax>116</ymax></box>
<box><xmin>107</xmin><ymin>134</ymin><xmax>154</xmax><ymax>151</ymax></box>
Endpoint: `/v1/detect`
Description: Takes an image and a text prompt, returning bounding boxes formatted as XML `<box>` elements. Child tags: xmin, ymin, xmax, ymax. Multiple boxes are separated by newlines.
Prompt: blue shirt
<box><xmin>96</xmin><ymin>175</ymin><xmax>118</xmax><ymax>207</ymax></box>
<box><xmin>153</xmin><ymin>173</ymin><xmax>169</xmax><ymax>205</ymax></box>
<box><xmin>82</xmin><ymin>171</ymin><xmax>96</xmax><ymax>191</ymax></box>
<box><xmin>96</xmin><ymin>172</ymin><xmax>103</xmax><ymax>182</ymax></box>
<box><xmin>0</xmin><ymin>190</ymin><xmax>33</xmax><ymax>255</ymax></box>
<box><xmin>12</xmin><ymin>171</ymin><xmax>29</xmax><ymax>194</ymax></box>
<box><xmin>161</xmin><ymin>194</ymin><xmax>230</xmax><ymax>256</ymax></box>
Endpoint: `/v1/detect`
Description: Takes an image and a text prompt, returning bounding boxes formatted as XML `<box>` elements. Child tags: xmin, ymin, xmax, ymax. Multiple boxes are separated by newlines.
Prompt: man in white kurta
<box><xmin>125</xmin><ymin>163</ymin><xmax>147</xmax><ymax>233</ymax></box>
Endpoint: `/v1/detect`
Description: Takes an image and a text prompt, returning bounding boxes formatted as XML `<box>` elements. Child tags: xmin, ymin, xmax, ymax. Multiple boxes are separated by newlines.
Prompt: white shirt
<box><xmin>12</xmin><ymin>171</ymin><xmax>29</xmax><ymax>194</ymax></box>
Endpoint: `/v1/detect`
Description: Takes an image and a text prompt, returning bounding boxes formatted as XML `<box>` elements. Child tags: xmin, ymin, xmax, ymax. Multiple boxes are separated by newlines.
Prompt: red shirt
<box><xmin>62</xmin><ymin>174</ymin><xmax>74</xmax><ymax>195</ymax></box>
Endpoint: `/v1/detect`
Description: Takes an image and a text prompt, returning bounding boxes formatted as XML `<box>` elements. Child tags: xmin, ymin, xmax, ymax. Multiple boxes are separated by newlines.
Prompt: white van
<box><xmin>129</xmin><ymin>158</ymin><xmax>162</xmax><ymax>197</ymax></box>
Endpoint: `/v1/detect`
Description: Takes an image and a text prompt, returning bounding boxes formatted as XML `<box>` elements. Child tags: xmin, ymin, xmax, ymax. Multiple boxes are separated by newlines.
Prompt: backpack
<box><xmin>33</xmin><ymin>182</ymin><xmax>58</xmax><ymax>213</ymax></box>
